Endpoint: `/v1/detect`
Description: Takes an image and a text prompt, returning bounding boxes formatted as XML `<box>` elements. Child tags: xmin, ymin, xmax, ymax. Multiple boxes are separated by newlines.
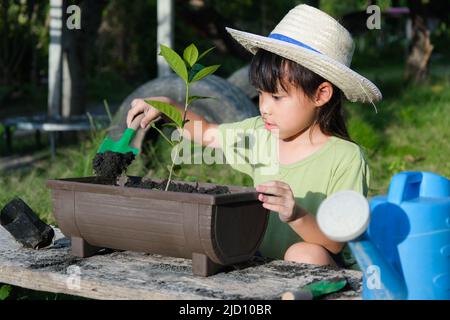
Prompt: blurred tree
<box><xmin>2</xmin><ymin>0</ymin><xmax>449</xmax><ymax>112</ymax></box>
<box><xmin>0</xmin><ymin>0</ymin><xmax>47</xmax><ymax>89</ymax></box>
<box><xmin>321</xmin><ymin>0</ymin><xmax>448</xmax><ymax>83</ymax></box>
<box><xmin>174</xmin><ymin>0</ymin><xmax>300</xmax><ymax>62</ymax></box>
<box><xmin>96</xmin><ymin>0</ymin><xmax>157</xmax><ymax>81</ymax></box>
<box><xmin>403</xmin><ymin>0</ymin><xmax>450</xmax><ymax>83</ymax></box>
<box><xmin>320</xmin><ymin>0</ymin><xmax>370</xmax><ymax>18</ymax></box>
<box><xmin>404</xmin><ymin>0</ymin><xmax>433</xmax><ymax>83</ymax></box>
<box><xmin>61</xmin><ymin>0</ymin><xmax>107</xmax><ymax>116</ymax></box>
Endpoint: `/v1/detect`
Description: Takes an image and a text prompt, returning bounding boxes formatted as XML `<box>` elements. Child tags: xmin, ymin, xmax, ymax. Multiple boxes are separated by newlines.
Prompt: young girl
<box><xmin>127</xmin><ymin>4</ymin><xmax>381</xmax><ymax>267</ymax></box>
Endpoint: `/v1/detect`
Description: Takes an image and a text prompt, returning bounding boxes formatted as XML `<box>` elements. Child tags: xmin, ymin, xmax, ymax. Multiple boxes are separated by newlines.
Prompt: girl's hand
<box><xmin>256</xmin><ymin>181</ymin><xmax>305</xmax><ymax>223</ymax></box>
<box><xmin>127</xmin><ymin>96</ymin><xmax>170</xmax><ymax>129</ymax></box>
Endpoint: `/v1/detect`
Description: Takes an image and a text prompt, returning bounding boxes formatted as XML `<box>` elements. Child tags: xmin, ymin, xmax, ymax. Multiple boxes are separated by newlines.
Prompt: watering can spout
<box><xmin>348</xmin><ymin>234</ymin><xmax>407</xmax><ymax>299</ymax></box>
<box><xmin>317</xmin><ymin>190</ymin><xmax>407</xmax><ymax>300</ymax></box>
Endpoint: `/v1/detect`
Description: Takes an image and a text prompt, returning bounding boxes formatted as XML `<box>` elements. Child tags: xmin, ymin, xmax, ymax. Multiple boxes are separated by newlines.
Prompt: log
<box><xmin>0</xmin><ymin>226</ymin><xmax>362</xmax><ymax>300</ymax></box>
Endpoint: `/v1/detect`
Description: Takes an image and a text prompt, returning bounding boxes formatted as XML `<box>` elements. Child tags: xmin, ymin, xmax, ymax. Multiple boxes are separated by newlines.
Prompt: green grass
<box><xmin>347</xmin><ymin>63</ymin><xmax>450</xmax><ymax>196</ymax></box>
<box><xmin>0</xmin><ymin>283</ymin><xmax>88</xmax><ymax>300</ymax></box>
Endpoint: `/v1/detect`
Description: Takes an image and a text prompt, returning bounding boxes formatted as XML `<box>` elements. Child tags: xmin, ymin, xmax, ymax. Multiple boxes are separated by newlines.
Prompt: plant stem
<box><xmin>165</xmin><ymin>82</ymin><xmax>190</xmax><ymax>191</ymax></box>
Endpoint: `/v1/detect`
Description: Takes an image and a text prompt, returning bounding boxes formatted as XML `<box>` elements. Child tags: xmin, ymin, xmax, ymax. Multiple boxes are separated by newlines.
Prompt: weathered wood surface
<box><xmin>0</xmin><ymin>226</ymin><xmax>362</xmax><ymax>300</ymax></box>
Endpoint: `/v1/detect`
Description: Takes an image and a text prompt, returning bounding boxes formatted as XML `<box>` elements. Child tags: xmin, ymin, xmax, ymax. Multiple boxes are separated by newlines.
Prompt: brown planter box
<box><xmin>47</xmin><ymin>177</ymin><xmax>269</xmax><ymax>276</ymax></box>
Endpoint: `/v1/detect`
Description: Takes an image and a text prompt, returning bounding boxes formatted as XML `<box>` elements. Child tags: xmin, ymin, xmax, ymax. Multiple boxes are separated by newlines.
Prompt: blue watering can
<box><xmin>317</xmin><ymin>171</ymin><xmax>450</xmax><ymax>300</ymax></box>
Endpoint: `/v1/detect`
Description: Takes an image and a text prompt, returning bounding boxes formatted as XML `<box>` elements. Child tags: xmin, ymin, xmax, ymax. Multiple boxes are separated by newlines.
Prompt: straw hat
<box><xmin>226</xmin><ymin>4</ymin><xmax>382</xmax><ymax>103</ymax></box>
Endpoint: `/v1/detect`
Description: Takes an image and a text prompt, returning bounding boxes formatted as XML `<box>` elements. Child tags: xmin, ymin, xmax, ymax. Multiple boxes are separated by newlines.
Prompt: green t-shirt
<box><xmin>217</xmin><ymin>115</ymin><xmax>370</xmax><ymax>260</ymax></box>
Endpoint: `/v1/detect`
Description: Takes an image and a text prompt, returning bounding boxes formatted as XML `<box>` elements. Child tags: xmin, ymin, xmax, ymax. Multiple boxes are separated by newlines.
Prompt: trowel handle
<box><xmin>128</xmin><ymin>114</ymin><xmax>145</xmax><ymax>131</ymax></box>
<box><xmin>128</xmin><ymin>114</ymin><xmax>163</xmax><ymax>131</ymax></box>
<box><xmin>281</xmin><ymin>289</ymin><xmax>313</xmax><ymax>300</ymax></box>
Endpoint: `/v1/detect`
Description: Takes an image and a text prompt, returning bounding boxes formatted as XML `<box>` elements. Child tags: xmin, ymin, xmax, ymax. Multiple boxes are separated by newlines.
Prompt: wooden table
<box><xmin>0</xmin><ymin>226</ymin><xmax>362</xmax><ymax>300</ymax></box>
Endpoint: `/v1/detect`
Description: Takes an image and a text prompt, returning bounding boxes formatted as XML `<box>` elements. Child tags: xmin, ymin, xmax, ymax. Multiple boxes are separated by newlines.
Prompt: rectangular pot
<box><xmin>47</xmin><ymin>177</ymin><xmax>269</xmax><ymax>276</ymax></box>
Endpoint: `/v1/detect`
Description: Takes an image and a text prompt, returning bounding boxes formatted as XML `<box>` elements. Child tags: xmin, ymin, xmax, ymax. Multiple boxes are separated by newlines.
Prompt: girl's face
<box><xmin>258</xmin><ymin>81</ymin><xmax>318</xmax><ymax>141</ymax></box>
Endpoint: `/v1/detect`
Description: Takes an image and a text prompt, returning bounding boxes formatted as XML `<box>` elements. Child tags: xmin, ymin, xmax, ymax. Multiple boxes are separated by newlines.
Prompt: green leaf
<box><xmin>198</xmin><ymin>46</ymin><xmax>215</xmax><ymax>62</ymax></box>
<box><xmin>0</xmin><ymin>285</ymin><xmax>12</xmax><ymax>300</ymax></box>
<box><xmin>191</xmin><ymin>65</ymin><xmax>220</xmax><ymax>82</ymax></box>
<box><xmin>188</xmin><ymin>95</ymin><xmax>214</xmax><ymax>105</ymax></box>
<box><xmin>188</xmin><ymin>63</ymin><xmax>204</xmax><ymax>82</ymax></box>
<box><xmin>183</xmin><ymin>44</ymin><xmax>199</xmax><ymax>67</ymax></box>
<box><xmin>145</xmin><ymin>100</ymin><xmax>183</xmax><ymax>128</ymax></box>
<box><xmin>159</xmin><ymin>44</ymin><xmax>188</xmax><ymax>83</ymax></box>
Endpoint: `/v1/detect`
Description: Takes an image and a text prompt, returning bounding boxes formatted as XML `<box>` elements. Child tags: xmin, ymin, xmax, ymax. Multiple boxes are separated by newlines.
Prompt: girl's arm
<box><xmin>127</xmin><ymin>97</ymin><xmax>221</xmax><ymax>148</ymax></box>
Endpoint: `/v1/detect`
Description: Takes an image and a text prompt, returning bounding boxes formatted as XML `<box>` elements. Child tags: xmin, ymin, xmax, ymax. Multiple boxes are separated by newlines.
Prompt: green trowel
<box><xmin>281</xmin><ymin>278</ymin><xmax>348</xmax><ymax>300</ymax></box>
<box><xmin>97</xmin><ymin>114</ymin><xmax>161</xmax><ymax>155</ymax></box>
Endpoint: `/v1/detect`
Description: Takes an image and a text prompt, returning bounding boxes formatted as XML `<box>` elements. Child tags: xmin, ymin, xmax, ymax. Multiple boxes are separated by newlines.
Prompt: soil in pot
<box><xmin>92</xmin><ymin>151</ymin><xmax>135</xmax><ymax>182</ymax></box>
<box><xmin>126</xmin><ymin>177</ymin><xmax>230</xmax><ymax>194</ymax></box>
<box><xmin>92</xmin><ymin>151</ymin><xmax>230</xmax><ymax>194</ymax></box>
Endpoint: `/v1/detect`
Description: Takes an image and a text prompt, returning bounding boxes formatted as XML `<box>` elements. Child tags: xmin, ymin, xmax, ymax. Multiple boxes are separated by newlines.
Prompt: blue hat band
<box><xmin>268</xmin><ymin>33</ymin><xmax>322</xmax><ymax>54</ymax></box>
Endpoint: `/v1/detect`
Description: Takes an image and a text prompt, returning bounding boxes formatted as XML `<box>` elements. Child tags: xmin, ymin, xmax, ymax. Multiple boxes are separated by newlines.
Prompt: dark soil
<box><xmin>92</xmin><ymin>151</ymin><xmax>230</xmax><ymax>194</ymax></box>
<box><xmin>126</xmin><ymin>177</ymin><xmax>230</xmax><ymax>194</ymax></box>
<box><xmin>92</xmin><ymin>151</ymin><xmax>135</xmax><ymax>182</ymax></box>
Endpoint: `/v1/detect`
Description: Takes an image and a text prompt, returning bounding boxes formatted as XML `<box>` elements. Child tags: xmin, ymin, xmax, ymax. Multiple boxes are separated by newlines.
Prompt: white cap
<box><xmin>317</xmin><ymin>190</ymin><xmax>370</xmax><ymax>242</ymax></box>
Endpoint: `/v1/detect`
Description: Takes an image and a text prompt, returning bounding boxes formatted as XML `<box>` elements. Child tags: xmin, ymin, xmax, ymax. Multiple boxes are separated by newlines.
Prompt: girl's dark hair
<box><xmin>249</xmin><ymin>49</ymin><xmax>352</xmax><ymax>142</ymax></box>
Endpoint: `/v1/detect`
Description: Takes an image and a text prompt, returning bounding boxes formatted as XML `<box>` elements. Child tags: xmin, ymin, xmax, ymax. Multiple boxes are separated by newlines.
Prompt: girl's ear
<box><xmin>314</xmin><ymin>82</ymin><xmax>333</xmax><ymax>107</ymax></box>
